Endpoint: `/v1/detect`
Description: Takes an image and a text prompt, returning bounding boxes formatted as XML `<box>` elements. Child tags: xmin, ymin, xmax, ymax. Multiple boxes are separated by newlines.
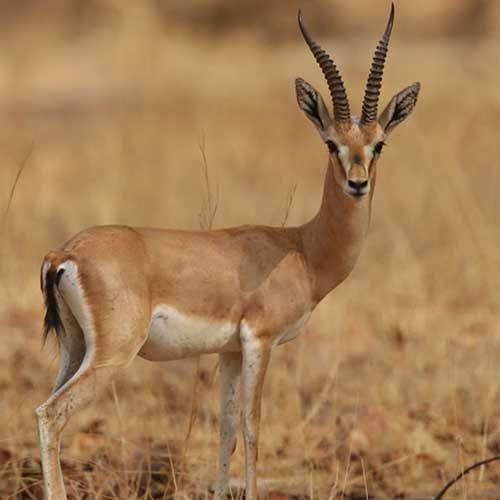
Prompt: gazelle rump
<box><xmin>37</xmin><ymin>5</ymin><xmax>420</xmax><ymax>500</ymax></box>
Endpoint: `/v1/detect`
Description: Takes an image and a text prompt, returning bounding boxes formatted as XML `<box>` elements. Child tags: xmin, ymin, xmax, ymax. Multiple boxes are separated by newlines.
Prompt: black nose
<box><xmin>347</xmin><ymin>179</ymin><xmax>368</xmax><ymax>191</ymax></box>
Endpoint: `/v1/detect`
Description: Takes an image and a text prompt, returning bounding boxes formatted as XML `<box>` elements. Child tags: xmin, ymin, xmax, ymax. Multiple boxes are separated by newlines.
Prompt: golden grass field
<box><xmin>2</xmin><ymin>1</ymin><xmax>500</xmax><ymax>498</ymax></box>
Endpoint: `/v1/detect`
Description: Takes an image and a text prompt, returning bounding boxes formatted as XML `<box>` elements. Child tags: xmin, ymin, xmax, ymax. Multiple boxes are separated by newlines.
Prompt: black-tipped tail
<box><xmin>41</xmin><ymin>265</ymin><xmax>65</xmax><ymax>343</ymax></box>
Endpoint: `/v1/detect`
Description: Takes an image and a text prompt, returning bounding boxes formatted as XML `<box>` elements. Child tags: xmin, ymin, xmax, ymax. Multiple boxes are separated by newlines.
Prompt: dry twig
<box><xmin>433</xmin><ymin>454</ymin><xmax>500</xmax><ymax>500</ymax></box>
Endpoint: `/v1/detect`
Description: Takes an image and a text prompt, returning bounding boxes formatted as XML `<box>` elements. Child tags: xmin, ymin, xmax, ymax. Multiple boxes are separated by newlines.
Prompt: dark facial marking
<box><xmin>374</xmin><ymin>141</ymin><xmax>385</xmax><ymax>155</ymax></box>
<box><xmin>326</xmin><ymin>140</ymin><xmax>339</xmax><ymax>155</ymax></box>
<box><xmin>352</xmin><ymin>154</ymin><xmax>363</xmax><ymax>165</ymax></box>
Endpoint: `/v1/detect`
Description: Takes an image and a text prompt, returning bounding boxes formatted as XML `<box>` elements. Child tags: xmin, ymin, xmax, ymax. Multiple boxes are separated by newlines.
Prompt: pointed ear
<box><xmin>379</xmin><ymin>82</ymin><xmax>420</xmax><ymax>134</ymax></box>
<box><xmin>295</xmin><ymin>78</ymin><xmax>332</xmax><ymax>135</ymax></box>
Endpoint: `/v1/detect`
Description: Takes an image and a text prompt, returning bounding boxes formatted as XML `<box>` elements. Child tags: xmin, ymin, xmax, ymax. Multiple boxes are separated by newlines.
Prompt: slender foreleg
<box><xmin>241</xmin><ymin>328</ymin><xmax>272</xmax><ymax>500</ymax></box>
<box><xmin>213</xmin><ymin>351</ymin><xmax>242</xmax><ymax>499</ymax></box>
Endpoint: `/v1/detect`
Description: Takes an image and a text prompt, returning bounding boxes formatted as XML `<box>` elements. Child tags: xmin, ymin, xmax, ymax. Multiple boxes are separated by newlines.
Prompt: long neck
<box><xmin>301</xmin><ymin>158</ymin><xmax>375</xmax><ymax>305</ymax></box>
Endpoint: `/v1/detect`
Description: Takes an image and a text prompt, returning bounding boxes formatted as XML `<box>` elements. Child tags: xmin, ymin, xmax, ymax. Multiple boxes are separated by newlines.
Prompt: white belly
<box><xmin>138</xmin><ymin>305</ymin><xmax>241</xmax><ymax>361</ymax></box>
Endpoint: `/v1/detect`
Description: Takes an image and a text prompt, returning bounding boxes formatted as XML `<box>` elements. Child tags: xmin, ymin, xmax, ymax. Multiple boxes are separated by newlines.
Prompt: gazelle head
<box><xmin>296</xmin><ymin>4</ymin><xmax>420</xmax><ymax>199</ymax></box>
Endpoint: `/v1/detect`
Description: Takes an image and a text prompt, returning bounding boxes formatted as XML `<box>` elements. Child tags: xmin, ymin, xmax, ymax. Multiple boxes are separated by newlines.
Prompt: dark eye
<box><xmin>374</xmin><ymin>141</ymin><xmax>386</xmax><ymax>155</ymax></box>
<box><xmin>326</xmin><ymin>140</ymin><xmax>339</xmax><ymax>155</ymax></box>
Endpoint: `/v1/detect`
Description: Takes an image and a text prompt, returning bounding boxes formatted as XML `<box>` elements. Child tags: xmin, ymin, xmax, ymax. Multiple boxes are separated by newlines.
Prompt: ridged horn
<box><xmin>298</xmin><ymin>9</ymin><xmax>350</xmax><ymax>123</ymax></box>
<box><xmin>360</xmin><ymin>3</ymin><xmax>395</xmax><ymax>125</ymax></box>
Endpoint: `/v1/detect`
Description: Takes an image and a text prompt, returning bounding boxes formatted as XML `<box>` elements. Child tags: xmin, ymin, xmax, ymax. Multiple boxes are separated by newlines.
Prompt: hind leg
<box><xmin>36</xmin><ymin>297</ymin><xmax>88</xmax><ymax>500</ymax></box>
<box><xmin>36</xmin><ymin>360</ymin><xmax>117</xmax><ymax>500</ymax></box>
<box><xmin>37</xmin><ymin>261</ymin><xmax>150</xmax><ymax>500</ymax></box>
<box><xmin>36</xmin><ymin>324</ymin><xmax>146</xmax><ymax>500</ymax></box>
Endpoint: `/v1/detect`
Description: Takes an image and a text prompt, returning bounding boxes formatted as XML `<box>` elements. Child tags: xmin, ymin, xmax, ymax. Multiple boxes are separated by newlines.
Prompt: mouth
<box><xmin>345</xmin><ymin>187</ymin><xmax>369</xmax><ymax>199</ymax></box>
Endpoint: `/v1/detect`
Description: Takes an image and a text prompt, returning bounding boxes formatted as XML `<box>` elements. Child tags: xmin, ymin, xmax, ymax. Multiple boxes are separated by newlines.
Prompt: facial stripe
<box><xmin>352</xmin><ymin>154</ymin><xmax>363</xmax><ymax>165</ymax></box>
<box><xmin>337</xmin><ymin>145</ymin><xmax>350</xmax><ymax>175</ymax></box>
<box><xmin>363</xmin><ymin>145</ymin><xmax>375</xmax><ymax>168</ymax></box>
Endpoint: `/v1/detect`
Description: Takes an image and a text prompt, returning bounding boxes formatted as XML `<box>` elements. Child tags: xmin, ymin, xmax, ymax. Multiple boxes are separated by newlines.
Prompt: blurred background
<box><xmin>2</xmin><ymin>0</ymin><xmax>500</xmax><ymax>498</ymax></box>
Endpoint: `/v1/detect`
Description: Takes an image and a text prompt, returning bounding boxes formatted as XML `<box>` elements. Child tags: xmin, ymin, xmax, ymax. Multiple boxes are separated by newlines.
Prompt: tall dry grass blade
<box><xmin>198</xmin><ymin>134</ymin><xmax>219</xmax><ymax>230</ymax></box>
<box><xmin>281</xmin><ymin>182</ymin><xmax>297</xmax><ymax>227</ymax></box>
<box><xmin>181</xmin><ymin>138</ymin><xmax>220</xmax><ymax>490</ymax></box>
<box><xmin>1</xmin><ymin>140</ymin><xmax>35</xmax><ymax>237</ymax></box>
<box><xmin>298</xmin><ymin>360</ymin><xmax>339</xmax><ymax>432</ymax></box>
<box><xmin>182</xmin><ymin>356</ymin><xmax>201</xmax><ymax>464</ymax></box>
<box><xmin>439</xmin><ymin>144</ymin><xmax>500</xmax><ymax>311</ymax></box>
<box><xmin>361</xmin><ymin>458</ymin><xmax>369</xmax><ymax>500</ymax></box>
<box><xmin>111</xmin><ymin>380</ymin><xmax>129</xmax><ymax>498</ymax></box>
<box><xmin>308</xmin><ymin>467</ymin><xmax>315</xmax><ymax>499</ymax></box>
<box><xmin>340</xmin><ymin>435</ymin><xmax>353</xmax><ymax>500</ymax></box>
<box><xmin>165</xmin><ymin>438</ymin><xmax>178</xmax><ymax>497</ymax></box>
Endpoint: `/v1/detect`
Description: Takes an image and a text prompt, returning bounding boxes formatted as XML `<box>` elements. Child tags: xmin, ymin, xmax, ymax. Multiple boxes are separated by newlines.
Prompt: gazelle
<box><xmin>37</xmin><ymin>4</ymin><xmax>419</xmax><ymax>499</ymax></box>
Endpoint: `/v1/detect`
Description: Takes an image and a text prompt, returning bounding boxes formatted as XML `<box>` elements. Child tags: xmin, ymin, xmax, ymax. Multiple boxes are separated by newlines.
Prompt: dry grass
<box><xmin>2</xmin><ymin>2</ymin><xmax>500</xmax><ymax>499</ymax></box>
